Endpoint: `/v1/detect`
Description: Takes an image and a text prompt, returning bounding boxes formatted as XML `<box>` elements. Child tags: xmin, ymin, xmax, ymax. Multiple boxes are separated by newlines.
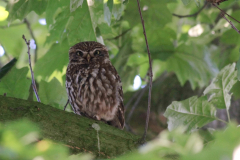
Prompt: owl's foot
<box><xmin>93</xmin><ymin>115</ymin><xmax>101</xmax><ymax>120</ymax></box>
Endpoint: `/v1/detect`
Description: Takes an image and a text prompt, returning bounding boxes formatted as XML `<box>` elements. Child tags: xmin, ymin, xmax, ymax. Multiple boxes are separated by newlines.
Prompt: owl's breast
<box><xmin>68</xmin><ymin>65</ymin><xmax>120</xmax><ymax>121</ymax></box>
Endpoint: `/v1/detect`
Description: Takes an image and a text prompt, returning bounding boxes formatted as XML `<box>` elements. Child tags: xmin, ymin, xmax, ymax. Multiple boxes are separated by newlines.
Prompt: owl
<box><xmin>66</xmin><ymin>41</ymin><xmax>125</xmax><ymax>129</ymax></box>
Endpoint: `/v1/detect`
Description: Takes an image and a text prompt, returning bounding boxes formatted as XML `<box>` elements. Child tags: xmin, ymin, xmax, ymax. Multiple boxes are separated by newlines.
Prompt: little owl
<box><xmin>66</xmin><ymin>41</ymin><xmax>125</xmax><ymax>129</ymax></box>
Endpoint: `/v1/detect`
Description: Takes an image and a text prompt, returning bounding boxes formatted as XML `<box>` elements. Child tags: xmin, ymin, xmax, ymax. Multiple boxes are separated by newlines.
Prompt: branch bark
<box><xmin>0</xmin><ymin>95</ymin><xmax>140</xmax><ymax>158</ymax></box>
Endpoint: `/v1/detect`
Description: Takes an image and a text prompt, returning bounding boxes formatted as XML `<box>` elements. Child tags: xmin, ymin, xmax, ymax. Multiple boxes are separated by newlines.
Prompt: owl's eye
<box><xmin>76</xmin><ymin>51</ymin><xmax>83</xmax><ymax>56</ymax></box>
<box><xmin>94</xmin><ymin>50</ymin><xmax>101</xmax><ymax>56</ymax></box>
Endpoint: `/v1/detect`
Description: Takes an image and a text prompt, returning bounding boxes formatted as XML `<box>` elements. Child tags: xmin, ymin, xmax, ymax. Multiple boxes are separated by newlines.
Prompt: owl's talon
<box><xmin>93</xmin><ymin>115</ymin><xmax>101</xmax><ymax>120</ymax></box>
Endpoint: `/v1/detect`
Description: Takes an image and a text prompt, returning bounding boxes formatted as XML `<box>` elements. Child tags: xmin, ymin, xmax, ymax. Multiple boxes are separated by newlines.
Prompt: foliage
<box><xmin>116</xmin><ymin>123</ymin><xmax>240</xmax><ymax>160</ymax></box>
<box><xmin>1</xmin><ymin>0</ymin><xmax>240</xmax><ymax>159</ymax></box>
<box><xmin>0</xmin><ymin>119</ymin><xmax>93</xmax><ymax>160</ymax></box>
<box><xmin>164</xmin><ymin>63</ymin><xmax>237</xmax><ymax>132</ymax></box>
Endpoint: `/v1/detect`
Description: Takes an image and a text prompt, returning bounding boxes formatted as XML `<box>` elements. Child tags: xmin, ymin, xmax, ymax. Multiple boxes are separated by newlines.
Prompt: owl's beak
<box><xmin>87</xmin><ymin>54</ymin><xmax>91</xmax><ymax>63</ymax></box>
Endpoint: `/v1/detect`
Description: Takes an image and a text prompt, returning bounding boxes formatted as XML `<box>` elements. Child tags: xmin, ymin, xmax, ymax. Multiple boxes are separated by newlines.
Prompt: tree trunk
<box><xmin>0</xmin><ymin>95</ymin><xmax>140</xmax><ymax>158</ymax></box>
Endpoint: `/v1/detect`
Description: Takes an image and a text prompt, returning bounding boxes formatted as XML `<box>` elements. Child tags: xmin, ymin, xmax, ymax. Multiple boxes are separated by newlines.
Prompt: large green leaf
<box><xmin>124</xmin><ymin>0</ymin><xmax>172</xmax><ymax>29</ymax></box>
<box><xmin>46</xmin><ymin>0</ymin><xmax>96</xmax><ymax>45</ymax></box>
<box><xmin>166</xmin><ymin>51</ymin><xmax>212</xmax><ymax>89</ymax></box>
<box><xmin>0</xmin><ymin>66</ymin><xmax>30</xmax><ymax>100</ymax></box>
<box><xmin>203</xmin><ymin>63</ymin><xmax>237</xmax><ymax>109</ymax></box>
<box><xmin>37</xmin><ymin>78</ymin><xmax>68</xmax><ymax>109</ymax></box>
<box><xmin>164</xmin><ymin>96</ymin><xmax>218</xmax><ymax>132</ymax></box>
<box><xmin>7</xmin><ymin>0</ymin><xmax>48</xmax><ymax>21</ymax></box>
<box><xmin>34</xmin><ymin>39</ymin><xmax>69</xmax><ymax>79</ymax></box>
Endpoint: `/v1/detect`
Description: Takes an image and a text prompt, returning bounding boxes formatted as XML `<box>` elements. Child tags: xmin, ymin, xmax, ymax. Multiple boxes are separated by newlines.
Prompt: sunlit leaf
<box><xmin>203</xmin><ymin>63</ymin><xmax>237</xmax><ymax>109</ymax></box>
<box><xmin>34</xmin><ymin>39</ymin><xmax>69</xmax><ymax>79</ymax></box>
<box><xmin>38</xmin><ymin>78</ymin><xmax>68</xmax><ymax>109</ymax></box>
<box><xmin>46</xmin><ymin>0</ymin><xmax>96</xmax><ymax>45</ymax></box>
<box><xmin>7</xmin><ymin>0</ymin><xmax>48</xmax><ymax>21</ymax></box>
<box><xmin>164</xmin><ymin>96</ymin><xmax>218</xmax><ymax>132</ymax></box>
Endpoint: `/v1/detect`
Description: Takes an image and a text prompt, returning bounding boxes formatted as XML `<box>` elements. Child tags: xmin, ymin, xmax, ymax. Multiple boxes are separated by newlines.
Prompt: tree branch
<box><xmin>172</xmin><ymin>2</ymin><xmax>208</xmax><ymax>18</ymax></box>
<box><xmin>221</xmin><ymin>13</ymin><xmax>240</xmax><ymax>35</ymax></box>
<box><xmin>126</xmin><ymin>86</ymin><xmax>148</xmax><ymax>123</ymax></box>
<box><xmin>212</xmin><ymin>3</ymin><xmax>240</xmax><ymax>24</ymax></box>
<box><xmin>22</xmin><ymin>35</ymin><xmax>41</xmax><ymax>102</ymax></box>
<box><xmin>0</xmin><ymin>95</ymin><xmax>140</xmax><ymax>158</ymax></box>
<box><xmin>106</xmin><ymin>29</ymin><xmax>132</xmax><ymax>40</ymax></box>
<box><xmin>136</xmin><ymin>0</ymin><xmax>153</xmax><ymax>143</ymax></box>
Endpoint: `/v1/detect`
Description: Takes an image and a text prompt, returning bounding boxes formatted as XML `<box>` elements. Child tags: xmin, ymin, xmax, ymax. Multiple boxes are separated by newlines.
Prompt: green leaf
<box><xmin>112</xmin><ymin>0</ymin><xmax>124</xmax><ymax>20</ymax></box>
<box><xmin>220</xmin><ymin>29</ymin><xmax>240</xmax><ymax>45</ymax></box>
<box><xmin>182</xmin><ymin>123</ymin><xmax>240</xmax><ymax>160</ymax></box>
<box><xmin>104</xmin><ymin>2</ymin><xmax>112</xmax><ymax>26</ymax></box>
<box><xmin>0</xmin><ymin>119</ymin><xmax>85</xmax><ymax>160</ymax></box>
<box><xmin>34</xmin><ymin>39</ymin><xmax>69</xmax><ymax>79</ymax></box>
<box><xmin>166</xmin><ymin>52</ymin><xmax>212</xmax><ymax>89</ymax></box>
<box><xmin>116</xmin><ymin>127</ymin><xmax>203</xmax><ymax>160</ymax></box>
<box><xmin>124</xmin><ymin>0</ymin><xmax>172</xmax><ymax>29</ymax></box>
<box><xmin>38</xmin><ymin>78</ymin><xmax>68</xmax><ymax>109</ymax></box>
<box><xmin>45</xmin><ymin>0</ymin><xmax>68</xmax><ymax>26</ymax></box>
<box><xmin>0</xmin><ymin>58</ymin><xmax>17</xmax><ymax>79</ymax></box>
<box><xmin>164</xmin><ymin>96</ymin><xmax>218</xmax><ymax>132</ymax></box>
<box><xmin>7</xmin><ymin>0</ymin><xmax>48</xmax><ymax>21</ymax></box>
<box><xmin>70</xmin><ymin>0</ymin><xmax>84</xmax><ymax>12</ymax></box>
<box><xmin>203</xmin><ymin>63</ymin><xmax>237</xmax><ymax>109</ymax></box>
<box><xmin>194</xmin><ymin>0</ymin><xmax>200</xmax><ymax>6</ymax></box>
<box><xmin>46</xmin><ymin>0</ymin><xmax>96</xmax><ymax>45</ymax></box>
<box><xmin>181</xmin><ymin>0</ymin><xmax>192</xmax><ymax>5</ymax></box>
<box><xmin>0</xmin><ymin>66</ymin><xmax>30</xmax><ymax>99</ymax></box>
<box><xmin>107</xmin><ymin>0</ymin><xmax>114</xmax><ymax>12</ymax></box>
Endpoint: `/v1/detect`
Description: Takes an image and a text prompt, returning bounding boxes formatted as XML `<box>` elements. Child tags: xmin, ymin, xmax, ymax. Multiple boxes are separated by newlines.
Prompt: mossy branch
<box><xmin>0</xmin><ymin>95</ymin><xmax>140</xmax><ymax>158</ymax></box>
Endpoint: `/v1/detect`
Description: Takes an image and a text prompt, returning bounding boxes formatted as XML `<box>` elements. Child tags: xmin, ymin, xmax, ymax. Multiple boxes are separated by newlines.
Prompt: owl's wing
<box><xmin>110</xmin><ymin>68</ymin><xmax>125</xmax><ymax>129</ymax></box>
<box><xmin>117</xmin><ymin>81</ymin><xmax>125</xmax><ymax>129</ymax></box>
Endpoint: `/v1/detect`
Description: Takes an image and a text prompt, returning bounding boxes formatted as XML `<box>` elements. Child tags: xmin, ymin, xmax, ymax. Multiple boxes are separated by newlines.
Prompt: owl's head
<box><xmin>68</xmin><ymin>41</ymin><xmax>109</xmax><ymax>64</ymax></box>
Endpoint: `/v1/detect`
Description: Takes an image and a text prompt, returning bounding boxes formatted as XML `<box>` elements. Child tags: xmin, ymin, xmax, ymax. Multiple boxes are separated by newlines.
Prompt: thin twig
<box><xmin>213</xmin><ymin>5</ymin><xmax>240</xmax><ymax>35</ymax></box>
<box><xmin>212</xmin><ymin>3</ymin><xmax>240</xmax><ymax>24</ymax></box>
<box><xmin>136</xmin><ymin>0</ymin><xmax>153</xmax><ymax>143</ymax></box>
<box><xmin>221</xmin><ymin>14</ymin><xmax>240</xmax><ymax>35</ymax></box>
<box><xmin>126</xmin><ymin>86</ymin><xmax>148</xmax><ymax>123</ymax></box>
<box><xmin>0</xmin><ymin>22</ymin><xmax>24</xmax><ymax>29</ymax></box>
<box><xmin>172</xmin><ymin>2</ymin><xmax>208</xmax><ymax>18</ymax></box>
<box><xmin>22</xmin><ymin>35</ymin><xmax>41</xmax><ymax>102</ymax></box>
<box><xmin>106</xmin><ymin>29</ymin><xmax>132</xmax><ymax>40</ymax></box>
<box><xmin>124</xmin><ymin>89</ymin><xmax>141</xmax><ymax>111</ymax></box>
<box><xmin>64</xmin><ymin>100</ymin><xmax>69</xmax><ymax>111</ymax></box>
<box><xmin>23</xmin><ymin>18</ymin><xmax>38</xmax><ymax>63</ymax></box>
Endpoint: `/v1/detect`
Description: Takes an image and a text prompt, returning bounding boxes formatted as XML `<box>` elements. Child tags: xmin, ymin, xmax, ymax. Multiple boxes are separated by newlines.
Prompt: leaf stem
<box><xmin>216</xmin><ymin>117</ymin><xmax>228</xmax><ymax>124</ymax></box>
<box><xmin>226</xmin><ymin>109</ymin><xmax>231</xmax><ymax>123</ymax></box>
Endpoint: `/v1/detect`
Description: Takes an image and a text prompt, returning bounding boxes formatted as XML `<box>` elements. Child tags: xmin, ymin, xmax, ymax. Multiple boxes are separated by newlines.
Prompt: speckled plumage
<box><xmin>66</xmin><ymin>41</ymin><xmax>124</xmax><ymax>129</ymax></box>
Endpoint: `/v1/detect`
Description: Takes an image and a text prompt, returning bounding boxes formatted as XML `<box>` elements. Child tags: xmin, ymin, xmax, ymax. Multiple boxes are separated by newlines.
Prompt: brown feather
<box><xmin>66</xmin><ymin>41</ymin><xmax>125</xmax><ymax>129</ymax></box>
